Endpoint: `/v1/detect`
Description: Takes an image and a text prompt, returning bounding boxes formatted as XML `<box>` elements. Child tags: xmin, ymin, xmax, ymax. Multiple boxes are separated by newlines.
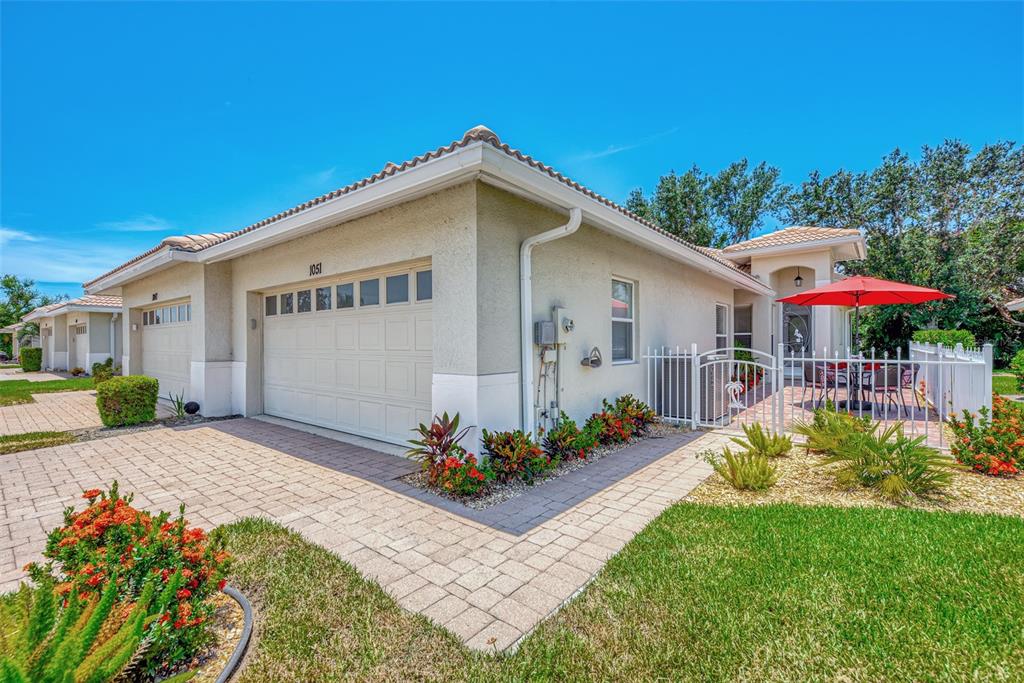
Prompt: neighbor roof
<box><xmin>22</xmin><ymin>295</ymin><xmax>123</xmax><ymax>321</ymax></box>
<box><xmin>723</xmin><ymin>226</ymin><xmax>863</xmax><ymax>253</ymax></box>
<box><xmin>83</xmin><ymin>126</ymin><xmax>763</xmax><ymax>291</ymax></box>
<box><xmin>1007</xmin><ymin>296</ymin><xmax>1024</xmax><ymax>312</ymax></box>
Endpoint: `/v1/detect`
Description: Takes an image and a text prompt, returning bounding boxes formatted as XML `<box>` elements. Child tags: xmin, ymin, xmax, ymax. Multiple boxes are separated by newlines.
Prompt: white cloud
<box><xmin>0</xmin><ymin>227</ymin><xmax>42</xmax><ymax>246</ymax></box>
<box><xmin>569</xmin><ymin>127</ymin><xmax>680</xmax><ymax>162</ymax></box>
<box><xmin>96</xmin><ymin>213</ymin><xmax>175</xmax><ymax>233</ymax></box>
<box><xmin>1</xmin><ymin>234</ymin><xmax>140</xmax><ymax>284</ymax></box>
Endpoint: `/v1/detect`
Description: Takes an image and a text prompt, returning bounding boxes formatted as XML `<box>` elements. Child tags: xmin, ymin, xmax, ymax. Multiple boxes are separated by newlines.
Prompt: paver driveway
<box><xmin>0</xmin><ymin>418</ymin><xmax>723</xmax><ymax>650</ymax></box>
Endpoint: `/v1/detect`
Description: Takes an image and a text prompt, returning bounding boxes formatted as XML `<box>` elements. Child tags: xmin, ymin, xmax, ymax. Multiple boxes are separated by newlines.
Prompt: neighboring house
<box><xmin>0</xmin><ymin>322</ymin><xmax>37</xmax><ymax>360</ymax></box>
<box><xmin>22</xmin><ymin>296</ymin><xmax>124</xmax><ymax>372</ymax></box>
<box><xmin>83</xmin><ymin>125</ymin><xmax>864</xmax><ymax>445</ymax></box>
<box><xmin>1008</xmin><ymin>297</ymin><xmax>1024</xmax><ymax>313</ymax></box>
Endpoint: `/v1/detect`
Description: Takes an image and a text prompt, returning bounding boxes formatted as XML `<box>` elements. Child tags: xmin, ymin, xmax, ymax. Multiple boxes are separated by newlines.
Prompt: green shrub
<box><xmin>609</xmin><ymin>394</ymin><xmax>657</xmax><ymax>434</ymax></box>
<box><xmin>730</xmin><ymin>422</ymin><xmax>792</xmax><ymax>458</ymax></box>
<box><xmin>481</xmin><ymin>429</ymin><xmax>547</xmax><ymax>482</ymax></box>
<box><xmin>793</xmin><ymin>403</ymin><xmax>872</xmax><ymax>454</ymax></box>
<box><xmin>703</xmin><ymin>447</ymin><xmax>777</xmax><ymax>491</ymax></box>
<box><xmin>19</xmin><ymin>347</ymin><xmax>42</xmax><ymax>372</ymax></box>
<box><xmin>1010</xmin><ymin>349</ymin><xmax>1024</xmax><ymax>392</ymax></box>
<box><xmin>542</xmin><ymin>412</ymin><xmax>602</xmax><ymax>462</ymax></box>
<box><xmin>948</xmin><ymin>395</ymin><xmax>1022</xmax><ymax>476</ymax></box>
<box><xmin>912</xmin><ymin>329</ymin><xmax>977</xmax><ymax>348</ymax></box>
<box><xmin>435</xmin><ymin>447</ymin><xmax>493</xmax><ymax>495</ymax></box>
<box><xmin>95</xmin><ymin>375</ymin><xmax>158</xmax><ymax>427</ymax></box>
<box><xmin>91</xmin><ymin>357</ymin><xmax>117</xmax><ymax>385</ymax></box>
<box><xmin>824</xmin><ymin>422</ymin><xmax>958</xmax><ymax>501</ymax></box>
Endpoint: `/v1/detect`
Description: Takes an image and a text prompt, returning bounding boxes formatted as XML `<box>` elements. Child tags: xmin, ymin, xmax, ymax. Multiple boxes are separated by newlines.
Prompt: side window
<box><xmin>611</xmin><ymin>279</ymin><xmax>634</xmax><ymax>363</ymax></box>
<box><xmin>715</xmin><ymin>303</ymin><xmax>729</xmax><ymax>350</ymax></box>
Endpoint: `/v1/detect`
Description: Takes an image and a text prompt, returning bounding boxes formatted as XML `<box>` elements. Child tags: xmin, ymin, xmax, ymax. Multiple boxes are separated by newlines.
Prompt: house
<box><xmin>0</xmin><ymin>322</ymin><xmax>37</xmax><ymax>361</ymax></box>
<box><xmin>21</xmin><ymin>296</ymin><xmax>124</xmax><ymax>372</ymax></box>
<box><xmin>82</xmin><ymin>125</ymin><xmax>865</xmax><ymax>445</ymax></box>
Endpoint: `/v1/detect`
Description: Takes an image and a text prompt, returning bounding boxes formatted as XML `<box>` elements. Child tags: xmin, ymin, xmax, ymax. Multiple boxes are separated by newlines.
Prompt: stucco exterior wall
<box><xmin>476</xmin><ymin>184</ymin><xmax>737</xmax><ymax>428</ymax></box>
<box><xmin>88</xmin><ymin>312</ymin><xmax>111</xmax><ymax>355</ymax></box>
<box><xmin>747</xmin><ymin>250</ymin><xmax>835</xmax><ymax>355</ymax></box>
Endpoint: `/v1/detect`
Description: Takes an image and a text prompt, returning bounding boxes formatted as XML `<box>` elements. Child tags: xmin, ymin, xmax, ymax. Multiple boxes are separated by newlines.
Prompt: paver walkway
<box><xmin>0</xmin><ymin>391</ymin><xmax>105</xmax><ymax>435</ymax></box>
<box><xmin>0</xmin><ymin>389</ymin><xmax>174</xmax><ymax>435</ymax></box>
<box><xmin>0</xmin><ymin>370</ymin><xmax>69</xmax><ymax>382</ymax></box>
<box><xmin>0</xmin><ymin>418</ymin><xmax>724</xmax><ymax>650</ymax></box>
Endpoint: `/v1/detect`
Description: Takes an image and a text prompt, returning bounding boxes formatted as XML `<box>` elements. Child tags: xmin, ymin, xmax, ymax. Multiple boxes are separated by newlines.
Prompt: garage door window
<box><xmin>316</xmin><ymin>287</ymin><xmax>331</xmax><ymax>311</ymax></box>
<box><xmin>337</xmin><ymin>283</ymin><xmax>354</xmax><ymax>309</ymax></box>
<box><xmin>386</xmin><ymin>274</ymin><xmax>409</xmax><ymax>304</ymax></box>
<box><xmin>297</xmin><ymin>289</ymin><xmax>312</xmax><ymax>313</ymax></box>
<box><xmin>360</xmin><ymin>279</ymin><xmax>379</xmax><ymax>306</ymax></box>
<box><xmin>280</xmin><ymin>293</ymin><xmax>293</xmax><ymax>314</ymax></box>
<box><xmin>265</xmin><ymin>296</ymin><xmax>277</xmax><ymax>316</ymax></box>
<box><xmin>416</xmin><ymin>270</ymin><xmax>432</xmax><ymax>301</ymax></box>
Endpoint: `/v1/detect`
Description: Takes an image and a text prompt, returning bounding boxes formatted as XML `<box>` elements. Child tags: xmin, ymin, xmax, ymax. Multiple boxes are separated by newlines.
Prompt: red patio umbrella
<box><xmin>777</xmin><ymin>275</ymin><xmax>954</xmax><ymax>353</ymax></box>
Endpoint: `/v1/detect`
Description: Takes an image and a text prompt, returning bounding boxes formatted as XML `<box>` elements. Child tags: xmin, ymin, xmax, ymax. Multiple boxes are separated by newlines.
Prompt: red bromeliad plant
<box><xmin>948</xmin><ymin>395</ymin><xmax>1023</xmax><ymax>477</ymax></box>
<box><xmin>406</xmin><ymin>412</ymin><xmax>472</xmax><ymax>485</ymax></box>
<box><xmin>25</xmin><ymin>482</ymin><xmax>231</xmax><ymax>676</ymax></box>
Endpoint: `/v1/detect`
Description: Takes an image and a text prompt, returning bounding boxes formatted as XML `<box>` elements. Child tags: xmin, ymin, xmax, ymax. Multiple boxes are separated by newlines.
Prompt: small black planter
<box><xmin>184</xmin><ymin>401</ymin><xmax>200</xmax><ymax>415</ymax></box>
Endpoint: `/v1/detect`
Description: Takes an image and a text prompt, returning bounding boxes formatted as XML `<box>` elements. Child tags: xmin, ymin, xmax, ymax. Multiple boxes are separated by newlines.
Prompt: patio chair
<box><xmin>901</xmin><ymin>362</ymin><xmax>922</xmax><ymax>412</ymax></box>
<box><xmin>801</xmin><ymin>361</ymin><xmax>845</xmax><ymax>408</ymax></box>
<box><xmin>866</xmin><ymin>364</ymin><xmax>907</xmax><ymax>417</ymax></box>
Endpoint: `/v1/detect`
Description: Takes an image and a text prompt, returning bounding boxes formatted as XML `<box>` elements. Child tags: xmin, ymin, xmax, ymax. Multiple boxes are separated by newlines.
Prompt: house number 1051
<box><xmin>309</xmin><ymin>262</ymin><xmax>322</xmax><ymax>277</ymax></box>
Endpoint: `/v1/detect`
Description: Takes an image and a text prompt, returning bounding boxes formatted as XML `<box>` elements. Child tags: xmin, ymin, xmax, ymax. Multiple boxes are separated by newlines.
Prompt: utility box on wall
<box><xmin>534</xmin><ymin>320</ymin><xmax>556</xmax><ymax>345</ymax></box>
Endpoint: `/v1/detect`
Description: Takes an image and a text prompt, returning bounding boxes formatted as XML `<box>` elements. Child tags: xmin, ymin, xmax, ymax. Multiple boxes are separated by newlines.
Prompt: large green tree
<box><xmin>0</xmin><ymin>275</ymin><xmax>67</xmax><ymax>357</ymax></box>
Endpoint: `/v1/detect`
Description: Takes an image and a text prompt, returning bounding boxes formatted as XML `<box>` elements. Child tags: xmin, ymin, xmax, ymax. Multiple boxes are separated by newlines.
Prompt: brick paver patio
<box><xmin>0</xmin><ymin>391</ymin><xmax>106</xmax><ymax>435</ymax></box>
<box><xmin>0</xmin><ymin>418</ymin><xmax>723</xmax><ymax>650</ymax></box>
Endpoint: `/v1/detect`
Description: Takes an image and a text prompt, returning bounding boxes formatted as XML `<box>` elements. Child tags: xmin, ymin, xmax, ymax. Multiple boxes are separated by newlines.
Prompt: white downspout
<box><xmin>109</xmin><ymin>313</ymin><xmax>118</xmax><ymax>364</ymax></box>
<box><xmin>521</xmin><ymin>207</ymin><xmax>582</xmax><ymax>435</ymax></box>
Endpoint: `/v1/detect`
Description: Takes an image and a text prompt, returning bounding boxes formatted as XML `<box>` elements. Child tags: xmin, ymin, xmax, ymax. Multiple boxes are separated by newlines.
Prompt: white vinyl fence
<box><xmin>644</xmin><ymin>342</ymin><xmax>993</xmax><ymax>449</ymax></box>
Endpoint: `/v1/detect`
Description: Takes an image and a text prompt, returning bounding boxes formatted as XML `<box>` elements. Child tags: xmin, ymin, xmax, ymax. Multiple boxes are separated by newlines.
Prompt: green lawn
<box><xmin>0</xmin><ymin>377</ymin><xmax>94</xmax><ymax>406</ymax></box>
<box><xmin>994</xmin><ymin>373</ymin><xmax>1020</xmax><ymax>396</ymax></box>
<box><xmin>222</xmin><ymin>504</ymin><xmax>1024</xmax><ymax>682</ymax></box>
<box><xmin>0</xmin><ymin>431</ymin><xmax>77</xmax><ymax>454</ymax></box>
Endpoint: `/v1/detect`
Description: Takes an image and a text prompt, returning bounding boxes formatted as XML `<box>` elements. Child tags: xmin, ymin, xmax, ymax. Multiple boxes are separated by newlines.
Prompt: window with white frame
<box><xmin>715</xmin><ymin>303</ymin><xmax>729</xmax><ymax>350</ymax></box>
<box><xmin>611</xmin><ymin>278</ymin><xmax>635</xmax><ymax>363</ymax></box>
<box><xmin>734</xmin><ymin>304</ymin><xmax>752</xmax><ymax>350</ymax></box>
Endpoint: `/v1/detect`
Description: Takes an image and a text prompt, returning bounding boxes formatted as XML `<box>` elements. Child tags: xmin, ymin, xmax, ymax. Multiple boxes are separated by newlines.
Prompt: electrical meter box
<box><xmin>534</xmin><ymin>320</ymin><xmax>556</xmax><ymax>345</ymax></box>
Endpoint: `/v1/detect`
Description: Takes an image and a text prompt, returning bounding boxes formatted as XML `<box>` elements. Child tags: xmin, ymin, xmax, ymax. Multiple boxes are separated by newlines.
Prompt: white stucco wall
<box><xmin>476</xmin><ymin>184</ymin><xmax>738</xmax><ymax>430</ymax></box>
<box><xmin>746</xmin><ymin>250</ymin><xmax>836</xmax><ymax>355</ymax></box>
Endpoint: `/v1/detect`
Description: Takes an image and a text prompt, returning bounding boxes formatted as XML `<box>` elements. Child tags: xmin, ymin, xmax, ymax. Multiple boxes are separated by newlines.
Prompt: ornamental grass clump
<box><xmin>730</xmin><ymin>422</ymin><xmax>792</xmax><ymax>458</ymax></box>
<box><xmin>948</xmin><ymin>395</ymin><xmax>1023</xmax><ymax>477</ymax></box>
<box><xmin>702</xmin><ymin>447</ymin><xmax>778</xmax><ymax>491</ymax></box>
<box><xmin>24</xmin><ymin>482</ymin><xmax>230</xmax><ymax>678</ymax></box>
<box><xmin>823</xmin><ymin>422</ymin><xmax>958</xmax><ymax>502</ymax></box>
<box><xmin>793</xmin><ymin>403</ymin><xmax>872</xmax><ymax>454</ymax></box>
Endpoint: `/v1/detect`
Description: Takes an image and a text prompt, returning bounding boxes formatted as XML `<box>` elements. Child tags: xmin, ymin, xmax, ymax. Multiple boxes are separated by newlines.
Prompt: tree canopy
<box><xmin>627</xmin><ymin>140</ymin><xmax>1024</xmax><ymax>362</ymax></box>
<box><xmin>0</xmin><ymin>275</ymin><xmax>67</xmax><ymax>356</ymax></box>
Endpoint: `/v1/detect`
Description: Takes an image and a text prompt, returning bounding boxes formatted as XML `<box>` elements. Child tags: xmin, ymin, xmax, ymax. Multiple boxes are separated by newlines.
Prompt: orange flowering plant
<box><xmin>948</xmin><ymin>395</ymin><xmax>1023</xmax><ymax>477</ymax></box>
<box><xmin>436</xmin><ymin>446</ymin><xmax>494</xmax><ymax>495</ymax></box>
<box><xmin>25</xmin><ymin>481</ymin><xmax>231</xmax><ymax>676</ymax></box>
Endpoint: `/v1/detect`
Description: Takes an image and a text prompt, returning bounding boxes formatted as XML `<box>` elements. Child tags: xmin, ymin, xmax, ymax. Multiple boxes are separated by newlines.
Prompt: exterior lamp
<box><xmin>794</xmin><ymin>268</ymin><xmax>804</xmax><ymax>288</ymax></box>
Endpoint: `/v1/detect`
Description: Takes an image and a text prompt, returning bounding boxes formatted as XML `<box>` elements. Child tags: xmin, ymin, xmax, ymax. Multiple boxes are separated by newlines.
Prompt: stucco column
<box><xmin>124</xmin><ymin>308</ymin><xmax>143</xmax><ymax>376</ymax></box>
<box><xmin>190</xmin><ymin>262</ymin><xmax>234</xmax><ymax>416</ymax></box>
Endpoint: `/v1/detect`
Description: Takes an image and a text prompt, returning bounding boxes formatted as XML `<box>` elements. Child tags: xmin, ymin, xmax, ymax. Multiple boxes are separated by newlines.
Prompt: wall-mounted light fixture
<box><xmin>794</xmin><ymin>268</ymin><xmax>804</xmax><ymax>288</ymax></box>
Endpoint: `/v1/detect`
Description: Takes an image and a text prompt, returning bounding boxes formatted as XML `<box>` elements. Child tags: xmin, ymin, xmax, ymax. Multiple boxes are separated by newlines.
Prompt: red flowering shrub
<box><xmin>481</xmin><ymin>429</ymin><xmax>548</xmax><ymax>482</ymax></box>
<box><xmin>608</xmin><ymin>395</ymin><xmax>657</xmax><ymax>434</ymax></box>
<box><xmin>948</xmin><ymin>395</ymin><xmax>1023</xmax><ymax>477</ymax></box>
<box><xmin>543</xmin><ymin>412</ymin><xmax>599</xmax><ymax>462</ymax></box>
<box><xmin>586</xmin><ymin>410</ymin><xmax>636</xmax><ymax>445</ymax></box>
<box><xmin>435</xmin><ymin>447</ymin><xmax>494</xmax><ymax>495</ymax></box>
<box><xmin>25</xmin><ymin>482</ymin><xmax>230</xmax><ymax>676</ymax></box>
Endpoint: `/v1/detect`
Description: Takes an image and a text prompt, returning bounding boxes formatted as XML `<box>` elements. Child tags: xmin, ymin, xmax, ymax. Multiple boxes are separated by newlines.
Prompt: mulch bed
<box><xmin>403</xmin><ymin>421</ymin><xmax>688</xmax><ymax>510</ymax></box>
<box><xmin>157</xmin><ymin>590</ymin><xmax>246</xmax><ymax>682</ymax></box>
<box><xmin>685</xmin><ymin>443</ymin><xmax>1024</xmax><ymax>517</ymax></box>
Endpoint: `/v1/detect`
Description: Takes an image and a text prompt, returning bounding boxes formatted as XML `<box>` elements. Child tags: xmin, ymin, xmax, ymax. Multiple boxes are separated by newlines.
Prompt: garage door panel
<box><xmin>263</xmin><ymin>278</ymin><xmax>431</xmax><ymax>445</ymax></box>
<box><xmin>143</xmin><ymin>318</ymin><xmax>191</xmax><ymax>402</ymax></box>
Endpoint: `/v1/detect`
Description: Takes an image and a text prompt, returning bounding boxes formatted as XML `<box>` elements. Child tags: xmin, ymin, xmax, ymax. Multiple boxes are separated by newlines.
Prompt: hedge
<box><xmin>95</xmin><ymin>375</ymin><xmax>159</xmax><ymax>427</ymax></box>
<box><xmin>912</xmin><ymin>329</ymin><xmax>977</xmax><ymax>349</ymax></box>
<box><xmin>1011</xmin><ymin>349</ymin><xmax>1024</xmax><ymax>392</ymax></box>
<box><xmin>19</xmin><ymin>347</ymin><xmax>42</xmax><ymax>372</ymax></box>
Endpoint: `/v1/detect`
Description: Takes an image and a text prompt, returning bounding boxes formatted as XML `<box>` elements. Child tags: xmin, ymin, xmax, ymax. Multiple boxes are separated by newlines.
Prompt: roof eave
<box><xmin>85</xmin><ymin>246</ymin><xmax>199</xmax><ymax>295</ymax></box>
<box><xmin>722</xmin><ymin>234</ymin><xmax>866</xmax><ymax>261</ymax></box>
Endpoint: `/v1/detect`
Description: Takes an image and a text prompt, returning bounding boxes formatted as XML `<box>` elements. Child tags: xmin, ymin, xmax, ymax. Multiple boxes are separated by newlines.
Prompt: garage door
<box><xmin>141</xmin><ymin>301</ymin><xmax>192</xmax><ymax>401</ymax></box>
<box><xmin>262</xmin><ymin>265</ymin><xmax>433</xmax><ymax>445</ymax></box>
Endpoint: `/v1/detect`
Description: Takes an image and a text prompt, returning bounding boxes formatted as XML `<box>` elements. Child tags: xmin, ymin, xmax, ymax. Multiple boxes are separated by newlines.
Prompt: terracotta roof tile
<box><xmin>85</xmin><ymin>126</ymin><xmax>761</xmax><ymax>288</ymax></box>
<box><xmin>723</xmin><ymin>226</ymin><xmax>862</xmax><ymax>253</ymax></box>
<box><xmin>24</xmin><ymin>295</ymin><xmax>122</xmax><ymax>319</ymax></box>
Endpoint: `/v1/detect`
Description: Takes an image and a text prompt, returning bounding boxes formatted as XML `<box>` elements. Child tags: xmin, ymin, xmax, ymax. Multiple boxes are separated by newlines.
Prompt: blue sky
<box><xmin>2</xmin><ymin>1</ymin><xmax>1021</xmax><ymax>299</ymax></box>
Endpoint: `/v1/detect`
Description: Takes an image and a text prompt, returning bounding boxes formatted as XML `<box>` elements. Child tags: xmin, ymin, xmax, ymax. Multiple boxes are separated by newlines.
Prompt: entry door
<box><xmin>262</xmin><ymin>265</ymin><xmax>433</xmax><ymax>445</ymax></box>
<box><xmin>72</xmin><ymin>324</ymin><xmax>88</xmax><ymax>370</ymax></box>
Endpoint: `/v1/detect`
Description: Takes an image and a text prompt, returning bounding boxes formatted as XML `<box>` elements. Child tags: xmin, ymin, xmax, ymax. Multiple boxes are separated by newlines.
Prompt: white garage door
<box><xmin>142</xmin><ymin>301</ymin><xmax>192</xmax><ymax>401</ymax></box>
<box><xmin>262</xmin><ymin>265</ymin><xmax>433</xmax><ymax>445</ymax></box>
